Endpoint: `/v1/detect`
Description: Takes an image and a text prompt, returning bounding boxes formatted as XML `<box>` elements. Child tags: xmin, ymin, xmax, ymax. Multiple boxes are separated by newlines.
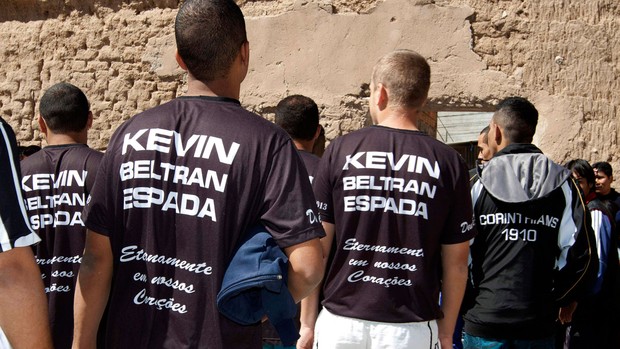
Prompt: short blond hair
<box><xmin>371</xmin><ymin>50</ymin><xmax>430</xmax><ymax>109</ymax></box>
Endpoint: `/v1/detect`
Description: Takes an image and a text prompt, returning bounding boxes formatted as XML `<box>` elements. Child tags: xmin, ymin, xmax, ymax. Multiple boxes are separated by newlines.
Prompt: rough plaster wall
<box><xmin>1</xmin><ymin>3</ymin><xmax>181</xmax><ymax>150</ymax></box>
<box><xmin>441</xmin><ymin>0</ymin><xmax>619</xmax><ymax>168</ymax></box>
<box><xmin>0</xmin><ymin>0</ymin><xmax>618</xmax><ymax>172</ymax></box>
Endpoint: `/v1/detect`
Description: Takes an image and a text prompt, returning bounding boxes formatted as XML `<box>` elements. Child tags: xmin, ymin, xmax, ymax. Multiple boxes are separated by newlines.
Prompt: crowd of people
<box><xmin>0</xmin><ymin>0</ymin><xmax>618</xmax><ymax>348</ymax></box>
<box><xmin>466</xmin><ymin>104</ymin><xmax>620</xmax><ymax>349</ymax></box>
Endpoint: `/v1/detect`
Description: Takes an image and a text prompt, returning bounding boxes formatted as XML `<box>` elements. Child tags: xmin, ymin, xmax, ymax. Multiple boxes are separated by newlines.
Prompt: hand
<box><xmin>296</xmin><ymin>325</ymin><xmax>315</xmax><ymax>349</ymax></box>
<box><xmin>559</xmin><ymin>302</ymin><xmax>578</xmax><ymax>324</ymax></box>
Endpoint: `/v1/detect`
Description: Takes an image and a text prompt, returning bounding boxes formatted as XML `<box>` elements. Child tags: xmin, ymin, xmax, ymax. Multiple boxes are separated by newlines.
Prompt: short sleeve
<box><xmin>0</xmin><ymin>121</ymin><xmax>41</xmax><ymax>250</ymax></box>
<box><xmin>260</xmin><ymin>140</ymin><xmax>325</xmax><ymax>248</ymax></box>
<box><xmin>441</xmin><ymin>157</ymin><xmax>477</xmax><ymax>244</ymax></box>
<box><xmin>83</xmin><ymin>148</ymin><xmax>114</xmax><ymax>236</ymax></box>
<box><xmin>312</xmin><ymin>144</ymin><xmax>335</xmax><ymax>224</ymax></box>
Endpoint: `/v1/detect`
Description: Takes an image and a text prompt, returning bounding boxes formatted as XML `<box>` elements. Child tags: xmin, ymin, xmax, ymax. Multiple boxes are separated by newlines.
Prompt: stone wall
<box><xmin>1</xmin><ymin>0</ymin><xmax>618</xmax><ymax>172</ymax></box>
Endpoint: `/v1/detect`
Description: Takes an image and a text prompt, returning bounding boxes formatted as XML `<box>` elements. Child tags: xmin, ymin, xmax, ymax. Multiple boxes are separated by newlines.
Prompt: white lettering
<box><xmin>348</xmin><ymin>259</ymin><xmax>369</xmax><ymax>267</ymax></box>
<box><xmin>305</xmin><ymin>209</ymin><xmax>320</xmax><ymax>224</ymax></box>
<box><xmin>120</xmin><ymin>245</ymin><xmax>213</xmax><ymax>275</ymax></box>
<box><xmin>133</xmin><ymin>289</ymin><xmax>188</xmax><ymax>314</ymax></box>
<box><xmin>121</xmin><ymin>129</ymin><xmax>240</xmax><ymax>164</ymax></box>
<box><xmin>343</xmin><ymin>195</ymin><xmax>428</xmax><ymax>219</ymax></box>
<box><xmin>479</xmin><ymin>212</ymin><xmax>558</xmax><ymax>228</ymax></box>
<box><xmin>36</xmin><ymin>255</ymin><xmax>82</xmax><ymax>265</ymax></box>
<box><xmin>45</xmin><ymin>283</ymin><xmax>71</xmax><ymax>293</ymax></box>
<box><xmin>51</xmin><ymin>270</ymin><xmax>74</xmax><ymax>278</ymax></box>
<box><xmin>347</xmin><ymin>270</ymin><xmax>413</xmax><ymax>288</ymax></box>
<box><xmin>342</xmin><ymin>238</ymin><xmax>424</xmax><ymax>257</ymax></box>
<box><xmin>341</xmin><ymin>152</ymin><xmax>440</xmax><ymax>179</ymax></box>
<box><xmin>29</xmin><ymin>211</ymin><xmax>84</xmax><ymax>229</ymax></box>
<box><xmin>22</xmin><ymin>170</ymin><xmax>88</xmax><ymax>192</ymax></box>
<box><xmin>119</xmin><ymin>161</ymin><xmax>228</xmax><ymax>193</ymax></box>
<box><xmin>122</xmin><ymin>129</ymin><xmax>148</xmax><ymax>154</ymax></box>
<box><xmin>373</xmin><ymin>261</ymin><xmax>417</xmax><ymax>272</ymax></box>
<box><xmin>342</xmin><ymin>176</ymin><xmax>436</xmax><ymax>199</ymax></box>
<box><xmin>146</xmin><ymin>128</ymin><xmax>174</xmax><ymax>153</ymax></box>
<box><xmin>150</xmin><ymin>276</ymin><xmax>196</xmax><ymax>294</ymax></box>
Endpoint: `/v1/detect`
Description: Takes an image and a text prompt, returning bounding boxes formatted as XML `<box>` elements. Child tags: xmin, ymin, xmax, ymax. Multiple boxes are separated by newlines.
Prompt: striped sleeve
<box><xmin>589</xmin><ymin>209</ymin><xmax>612</xmax><ymax>295</ymax></box>
<box><xmin>553</xmin><ymin>180</ymin><xmax>598</xmax><ymax>305</ymax></box>
<box><xmin>556</xmin><ymin>181</ymin><xmax>579</xmax><ymax>270</ymax></box>
<box><xmin>0</xmin><ymin>121</ymin><xmax>40</xmax><ymax>251</ymax></box>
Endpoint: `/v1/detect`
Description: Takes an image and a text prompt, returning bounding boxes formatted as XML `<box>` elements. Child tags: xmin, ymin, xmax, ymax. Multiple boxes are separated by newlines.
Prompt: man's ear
<box><xmin>175</xmin><ymin>50</ymin><xmax>188</xmax><ymax>71</ymax></box>
<box><xmin>38</xmin><ymin>115</ymin><xmax>48</xmax><ymax>135</ymax></box>
<box><xmin>376</xmin><ymin>83</ymin><xmax>389</xmax><ymax>111</ymax></box>
<box><xmin>240</xmin><ymin>41</ymin><xmax>250</xmax><ymax>68</ymax></box>
<box><xmin>313</xmin><ymin>125</ymin><xmax>321</xmax><ymax>141</ymax></box>
<box><xmin>86</xmin><ymin>111</ymin><xmax>93</xmax><ymax>130</ymax></box>
<box><xmin>493</xmin><ymin>123</ymin><xmax>502</xmax><ymax>144</ymax></box>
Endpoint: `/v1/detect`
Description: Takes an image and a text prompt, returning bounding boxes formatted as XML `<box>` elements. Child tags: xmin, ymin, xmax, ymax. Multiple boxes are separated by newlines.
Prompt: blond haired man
<box><xmin>299</xmin><ymin>50</ymin><xmax>476</xmax><ymax>349</ymax></box>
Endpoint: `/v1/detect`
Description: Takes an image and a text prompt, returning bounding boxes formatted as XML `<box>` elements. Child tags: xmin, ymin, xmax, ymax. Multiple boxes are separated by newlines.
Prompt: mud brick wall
<box><xmin>1</xmin><ymin>0</ymin><xmax>618</xmax><ymax>172</ymax></box>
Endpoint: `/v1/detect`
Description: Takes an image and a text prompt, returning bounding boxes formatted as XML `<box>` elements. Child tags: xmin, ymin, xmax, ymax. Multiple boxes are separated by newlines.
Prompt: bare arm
<box><xmin>297</xmin><ymin>221</ymin><xmax>335</xmax><ymax>349</ymax></box>
<box><xmin>284</xmin><ymin>235</ymin><xmax>324</xmax><ymax>303</ymax></box>
<box><xmin>0</xmin><ymin>246</ymin><xmax>53</xmax><ymax>349</ymax></box>
<box><xmin>438</xmin><ymin>241</ymin><xmax>469</xmax><ymax>348</ymax></box>
<box><xmin>72</xmin><ymin>230</ymin><xmax>113</xmax><ymax>349</ymax></box>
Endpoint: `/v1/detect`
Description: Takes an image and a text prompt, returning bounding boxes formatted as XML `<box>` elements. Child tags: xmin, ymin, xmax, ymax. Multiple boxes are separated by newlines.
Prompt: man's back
<box><xmin>465</xmin><ymin>144</ymin><xmax>596</xmax><ymax>339</ymax></box>
<box><xmin>84</xmin><ymin>96</ymin><xmax>323</xmax><ymax>348</ymax></box>
<box><xmin>21</xmin><ymin>144</ymin><xmax>102</xmax><ymax>348</ymax></box>
<box><xmin>313</xmin><ymin>125</ymin><xmax>475</xmax><ymax>322</ymax></box>
<box><xmin>298</xmin><ymin>150</ymin><xmax>320</xmax><ymax>183</ymax></box>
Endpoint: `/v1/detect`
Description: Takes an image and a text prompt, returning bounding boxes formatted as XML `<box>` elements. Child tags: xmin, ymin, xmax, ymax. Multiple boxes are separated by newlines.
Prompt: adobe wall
<box><xmin>1</xmin><ymin>0</ymin><xmax>618</xmax><ymax>171</ymax></box>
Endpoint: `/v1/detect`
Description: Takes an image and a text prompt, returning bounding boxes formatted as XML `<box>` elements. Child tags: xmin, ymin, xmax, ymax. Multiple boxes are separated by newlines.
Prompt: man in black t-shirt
<box><xmin>275</xmin><ymin>95</ymin><xmax>322</xmax><ymax>182</ymax></box>
<box><xmin>0</xmin><ymin>117</ymin><xmax>53</xmax><ymax>349</ymax></box>
<box><xmin>72</xmin><ymin>1</ymin><xmax>325</xmax><ymax>348</ymax></box>
<box><xmin>592</xmin><ymin>162</ymin><xmax>620</xmax><ymax>231</ymax></box>
<box><xmin>267</xmin><ymin>95</ymin><xmax>323</xmax><ymax>348</ymax></box>
<box><xmin>20</xmin><ymin>82</ymin><xmax>103</xmax><ymax>349</ymax></box>
<box><xmin>299</xmin><ymin>50</ymin><xmax>476</xmax><ymax>349</ymax></box>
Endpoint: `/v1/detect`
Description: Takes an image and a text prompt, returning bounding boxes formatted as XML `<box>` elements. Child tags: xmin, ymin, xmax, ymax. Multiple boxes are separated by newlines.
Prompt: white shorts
<box><xmin>314</xmin><ymin>309</ymin><xmax>440</xmax><ymax>349</ymax></box>
<box><xmin>0</xmin><ymin>327</ymin><xmax>12</xmax><ymax>349</ymax></box>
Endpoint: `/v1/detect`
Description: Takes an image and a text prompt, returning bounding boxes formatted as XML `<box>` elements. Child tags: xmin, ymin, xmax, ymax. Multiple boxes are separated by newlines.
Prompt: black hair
<box><xmin>275</xmin><ymin>95</ymin><xmax>319</xmax><ymax>141</ymax></box>
<box><xmin>479</xmin><ymin>125</ymin><xmax>490</xmax><ymax>143</ymax></box>
<box><xmin>494</xmin><ymin>97</ymin><xmax>538</xmax><ymax>143</ymax></box>
<box><xmin>39</xmin><ymin>82</ymin><xmax>90</xmax><ymax>133</ymax></box>
<box><xmin>565</xmin><ymin>159</ymin><xmax>595</xmax><ymax>186</ymax></box>
<box><xmin>592</xmin><ymin>161</ymin><xmax>613</xmax><ymax>177</ymax></box>
<box><xmin>22</xmin><ymin>145</ymin><xmax>41</xmax><ymax>157</ymax></box>
<box><xmin>175</xmin><ymin>0</ymin><xmax>247</xmax><ymax>82</ymax></box>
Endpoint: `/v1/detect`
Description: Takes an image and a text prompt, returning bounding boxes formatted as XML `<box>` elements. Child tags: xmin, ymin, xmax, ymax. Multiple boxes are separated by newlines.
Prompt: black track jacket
<box><xmin>463</xmin><ymin>143</ymin><xmax>598</xmax><ymax>340</ymax></box>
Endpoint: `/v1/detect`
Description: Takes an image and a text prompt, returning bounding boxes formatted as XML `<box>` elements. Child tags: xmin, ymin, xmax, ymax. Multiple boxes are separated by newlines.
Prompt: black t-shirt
<box><xmin>313</xmin><ymin>125</ymin><xmax>476</xmax><ymax>323</ymax></box>
<box><xmin>261</xmin><ymin>149</ymin><xmax>320</xmax><ymax>343</ymax></box>
<box><xmin>0</xmin><ymin>118</ymin><xmax>40</xmax><ymax>250</ymax></box>
<box><xmin>298</xmin><ymin>150</ymin><xmax>320</xmax><ymax>183</ymax></box>
<box><xmin>20</xmin><ymin>143</ymin><xmax>102</xmax><ymax>349</ymax></box>
<box><xmin>84</xmin><ymin>96</ymin><xmax>324</xmax><ymax>348</ymax></box>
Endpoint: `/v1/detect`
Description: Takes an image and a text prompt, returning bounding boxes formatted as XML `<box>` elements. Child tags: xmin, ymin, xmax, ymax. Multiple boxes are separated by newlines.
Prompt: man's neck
<box><xmin>377</xmin><ymin>108</ymin><xmax>419</xmax><ymax>131</ymax></box>
<box><xmin>45</xmin><ymin>132</ymin><xmax>86</xmax><ymax>146</ymax></box>
<box><xmin>293</xmin><ymin>139</ymin><xmax>314</xmax><ymax>153</ymax></box>
<box><xmin>185</xmin><ymin>77</ymin><xmax>240</xmax><ymax>100</ymax></box>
